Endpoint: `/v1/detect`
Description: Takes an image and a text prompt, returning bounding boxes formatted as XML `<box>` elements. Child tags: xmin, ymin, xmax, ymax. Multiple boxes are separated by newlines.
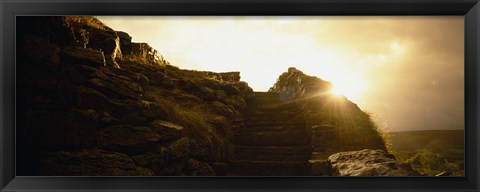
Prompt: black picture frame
<box><xmin>1</xmin><ymin>0</ymin><xmax>479</xmax><ymax>191</ymax></box>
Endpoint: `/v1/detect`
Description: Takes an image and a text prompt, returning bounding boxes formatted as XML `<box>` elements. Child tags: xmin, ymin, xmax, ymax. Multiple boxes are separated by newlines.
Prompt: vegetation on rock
<box><xmin>16</xmin><ymin>16</ymin><xmax>252</xmax><ymax>176</ymax></box>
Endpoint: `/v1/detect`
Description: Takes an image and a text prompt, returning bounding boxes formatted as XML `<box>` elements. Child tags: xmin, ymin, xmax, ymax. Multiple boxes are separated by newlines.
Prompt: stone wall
<box><xmin>16</xmin><ymin>16</ymin><xmax>252</xmax><ymax>176</ymax></box>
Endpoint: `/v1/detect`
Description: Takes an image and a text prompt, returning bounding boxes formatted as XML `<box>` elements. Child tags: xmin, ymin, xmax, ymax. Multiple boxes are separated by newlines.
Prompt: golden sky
<box><xmin>97</xmin><ymin>16</ymin><xmax>464</xmax><ymax>132</ymax></box>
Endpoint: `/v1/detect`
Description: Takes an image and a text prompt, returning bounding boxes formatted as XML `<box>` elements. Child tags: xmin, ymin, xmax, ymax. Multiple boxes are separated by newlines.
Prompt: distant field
<box><xmin>387</xmin><ymin>130</ymin><xmax>464</xmax><ymax>176</ymax></box>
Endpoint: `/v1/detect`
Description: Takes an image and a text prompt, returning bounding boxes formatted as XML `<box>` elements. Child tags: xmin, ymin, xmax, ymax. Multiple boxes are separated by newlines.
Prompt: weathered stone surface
<box><xmin>86</xmin><ymin>77</ymin><xmax>143</xmax><ymax>100</ymax></box>
<box><xmin>63</xmin><ymin>46</ymin><xmax>106</xmax><ymax>66</ymax></box>
<box><xmin>116</xmin><ymin>31</ymin><xmax>132</xmax><ymax>54</ymax></box>
<box><xmin>150</xmin><ymin>120</ymin><xmax>185</xmax><ymax>141</ymax></box>
<box><xmin>39</xmin><ymin>150</ymin><xmax>155</xmax><ymax>176</ymax></box>
<box><xmin>211</xmin><ymin>101</ymin><xmax>235</xmax><ymax>118</ymax></box>
<box><xmin>136</xmin><ymin>73</ymin><xmax>150</xmax><ymax>88</ymax></box>
<box><xmin>184</xmin><ymin>158</ymin><xmax>216</xmax><ymax>176</ymax></box>
<box><xmin>221</xmin><ymin>82</ymin><xmax>241</xmax><ymax>95</ymax></box>
<box><xmin>130</xmin><ymin>42</ymin><xmax>164</xmax><ymax>65</ymax></box>
<box><xmin>219</xmin><ymin>72</ymin><xmax>241</xmax><ymax>82</ymax></box>
<box><xmin>75</xmin><ymin>87</ymin><xmax>129</xmax><ymax>116</ymax></box>
<box><xmin>328</xmin><ymin>149</ymin><xmax>420</xmax><ymax>176</ymax></box>
<box><xmin>97</xmin><ymin>125</ymin><xmax>162</xmax><ymax>154</ymax></box>
<box><xmin>88</xmin><ymin>29</ymin><xmax>122</xmax><ymax>68</ymax></box>
<box><xmin>117</xmin><ymin>31</ymin><xmax>132</xmax><ymax>41</ymax></box>
<box><xmin>209</xmin><ymin>116</ymin><xmax>230</xmax><ymax>136</ymax></box>
<box><xmin>215</xmin><ymin>90</ymin><xmax>228</xmax><ymax>101</ymax></box>
<box><xmin>132</xmin><ymin>138</ymin><xmax>192</xmax><ymax>175</ymax></box>
<box><xmin>200</xmin><ymin>87</ymin><xmax>217</xmax><ymax>101</ymax></box>
<box><xmin>17</xmin><ymin>16</ymin><xmax>254</xmax><ymax>177</ymax></box>
<box><xmin>227</xmin><ymin>95</ymin><xmax>247</xmax><ymax>110</ymax></box>
<box><xmin>167</xmin><ymin>137</ymin><xmax>191</xmax><ymax>159</ymax></box>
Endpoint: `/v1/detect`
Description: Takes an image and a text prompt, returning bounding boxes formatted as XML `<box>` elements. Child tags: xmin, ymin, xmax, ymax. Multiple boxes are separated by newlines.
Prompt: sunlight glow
<box><xmin>329</xmin><ymin>78</ymin><xmax>367</xmax><ymax>101</ymax></box>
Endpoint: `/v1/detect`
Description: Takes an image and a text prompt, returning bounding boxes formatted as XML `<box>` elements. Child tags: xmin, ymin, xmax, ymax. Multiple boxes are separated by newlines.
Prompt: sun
<box><xmin>328</xmin><ymin>77</ymin><xmax>367</xmax><ymax>102</ymax></box>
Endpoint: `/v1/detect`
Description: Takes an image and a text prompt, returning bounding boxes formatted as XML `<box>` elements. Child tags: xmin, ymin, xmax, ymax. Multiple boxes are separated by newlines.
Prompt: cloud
<box><xmin>97</xmin><ymin>16</ymin><xmax>464</xmax><ymax>132</ymax></box>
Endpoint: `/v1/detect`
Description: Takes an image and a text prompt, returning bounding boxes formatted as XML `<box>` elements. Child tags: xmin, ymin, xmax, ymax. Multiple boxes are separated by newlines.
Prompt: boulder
<box><xmin>86</xmin><ymin>77</ymin><xmax>143</xmax><ymax>100</ymax></box>
<box><xmin>39</xmin><ymin>149</ymin><xmax>154</xmax><ymax>176</ymax></box>
<box><xmin>88</xmin><ymin>29</ymin><xmax>122</xmax><ymax>68</ymax></box>
<box><xmin>116</xmin><ymin>31</ymin><xmax>132</xmax><ymax>54</ymax></box>
<box><xmin>220</xmin><ymin>82</ymin><xmax>241</xmax><ymax>95</ymax></box>
<box><xmin>150</xmin><ymin>120</ymin><xmax>185</xmax><ymax>141</ymax></box>
<box><xmin>97</xmin><ymin>125</ymin><xmax>162</xmax><ymax>155</ymax></box>
<box><xmin>328</xmin><ymin>149</ymin><xmax>420</xmax><ymax>176</ymax></box>
<box><xmin>63</xmin><ymin>46</ymin><xmax>106</xmax><ymax>66</ymax></box>
<box><xmin>75</xmin><ymin>87</ymin><xmax>131</xmax><ymax>117</ymax></box>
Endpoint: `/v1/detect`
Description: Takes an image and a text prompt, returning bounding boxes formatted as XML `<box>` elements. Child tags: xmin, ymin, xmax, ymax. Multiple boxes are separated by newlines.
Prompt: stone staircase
<box><xmin>227</xmin><ymin>92</ymin><xmax>311</xmax><ymax>176</ymax></box>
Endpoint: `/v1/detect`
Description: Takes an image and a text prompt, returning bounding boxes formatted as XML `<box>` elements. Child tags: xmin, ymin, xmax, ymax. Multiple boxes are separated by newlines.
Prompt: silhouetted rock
<box><xmin>129</xmin><ymin>42</ymin><xmax>164</xmax><ymax>65</ymax></box>
<box><xmin>97</xmin><ymin>125</ymin><xmax>162</xmax><ymax>155</ymax></box>
<box><xmin>39</xmin><ymin>150</ymin><xmax>155</xmax><ymax>176</ymax></box>
<box><xmin>328</xmin><ymin>149</ymin><xmax>420</xmax><ymax>176</ymax></box>
<box><xmin>88</xmin><ymin>29</ymin><xmax>122</xmax><ymax>68</ymax></box>
<box><xmin>116</xmin><ymin>31</ymin><xmax>132</xmax><ymax>54</ymax></box>
<box><xmin>63</xmin><ymin>46</ymin><xmax>106</xmax><ymax>66</ymax></box>
<box><xmin>270</xmin><ymin>67</ymin><xmax>386</xmax><ymax>154</ymax></box>
<box><xmin>219</xmin><ymin>72</ymin><xmax>241</xmax><ymax>82</ymax></box>
<box><xmin>150</xmin><ymin>120</ymin><xmax>185</xmax><ymax>141</ymax></box>
<box><xmin>17</xmin><ymin>16</ymin><xmax>252</xmax><ymax>176</ymax></box>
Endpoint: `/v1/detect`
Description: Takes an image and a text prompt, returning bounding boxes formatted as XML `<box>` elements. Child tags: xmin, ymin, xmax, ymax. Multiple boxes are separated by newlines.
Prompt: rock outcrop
<box><xmin>327</xmin><ymin>149</ymin><xmax>419</xmax><ymax>176</ymax></box>
<box><xmin>16</xmin><ymin>16</ymin><xmax>253</xmax><ymax>176</ymax></box>
<box><xmin>269</xmin><ymin>67</ymin><xmax>386</xmax><ymax>159</ymax></box>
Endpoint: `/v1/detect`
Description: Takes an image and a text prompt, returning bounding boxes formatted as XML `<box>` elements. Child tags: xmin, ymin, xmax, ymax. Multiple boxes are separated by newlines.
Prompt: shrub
<box><xmin>395</xmin><ymin>150</ymin><xmax>464</xmax><ymax>176</ymax></box>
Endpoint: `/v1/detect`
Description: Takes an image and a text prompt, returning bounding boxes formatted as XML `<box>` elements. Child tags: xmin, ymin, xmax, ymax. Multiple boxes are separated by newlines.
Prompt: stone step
<box><xmin>245</xmin><ymin>105</ymin><xmax>300</xmax><ymax>112</ymax></box>
<box><xmin>244</xmin><ymin>111</ymin><xmax>302</xmax><ymax>120</ymax></box>
<box><xmin>242</xmin><ymin>120</ymin><xmax>305</xmax><ymax>127</ymax></box>
<box><xmin>236</xmin><ymin>124</ymin><xmax>306</xmax><ymax>133</ymax></box>
<box><xmin>233</xmin><ymin>145</ymin><xmax>311</xmax><ymax>161</ymax></box>
<box><xmin>227</xmin><ymin>160</ymin><xmax>311</xmax><ymax>176</ymax></box>
<box><xmin>233</xmin><ymin>131</ymin><xmax>310</xmax><ymax>146</ymax></box>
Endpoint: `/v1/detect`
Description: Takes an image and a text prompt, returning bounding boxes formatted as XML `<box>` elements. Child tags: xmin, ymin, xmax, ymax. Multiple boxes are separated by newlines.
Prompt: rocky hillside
<box><xmin>16</xmin><ymin>16</ymin><xmax>418</xmax><ymax>176</ymax></box>
<box><xmin>16</xmin><ymin>16</ymin><xmax>253</xmax><ymax>176</ymax></box>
